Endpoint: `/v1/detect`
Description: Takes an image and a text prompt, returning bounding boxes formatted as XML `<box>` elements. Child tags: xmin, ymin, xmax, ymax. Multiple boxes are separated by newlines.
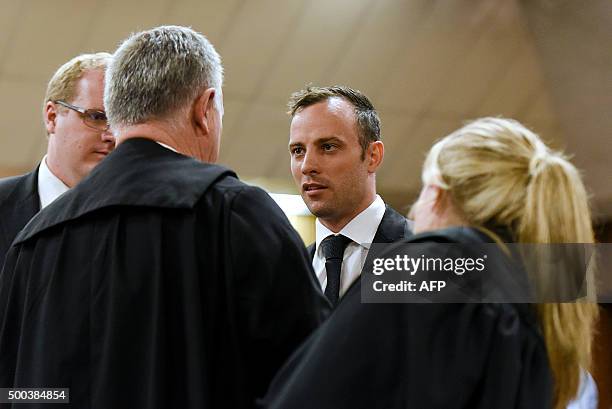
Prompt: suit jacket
<box><xmin>308</xmin><ymin>205</ymin><xmax>412</xmax><ymax>300</ymax></box>
<box><xmin>0</xmin><ymin>138</ymin><xmax>329</xmax><ymax>409</ymax></box>
<box><xmin>0</xmin><ymin>169</ymin><xmax>39</xmax><ymax>267</ymax></box>
<box><xmin>261</xmin><ymin>227</ymin><xmax>553</xmax><ymax>409</ymax></box>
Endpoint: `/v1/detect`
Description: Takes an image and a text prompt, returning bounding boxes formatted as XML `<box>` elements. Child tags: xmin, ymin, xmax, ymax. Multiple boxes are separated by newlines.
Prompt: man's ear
<box><xmin>192</xmin><ymin>88</ymin><xmax>216</xmax><ymax>137</ymax></box>
<box><xmin>44</xmin><ymin>101</ymin><xmax>57</xmax><ymax>135</ymax></box>
<box><xmin>366</xmin><ymin>140</ymin><xmax>384</xmax><ymax>172</ymax></box>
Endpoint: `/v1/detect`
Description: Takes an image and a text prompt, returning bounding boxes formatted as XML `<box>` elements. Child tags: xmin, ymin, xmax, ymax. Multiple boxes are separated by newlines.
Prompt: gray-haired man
<box><xmin>0</xmin><ymin>26</ymin><xmax>328</xmax><ymax>409</ymax></box>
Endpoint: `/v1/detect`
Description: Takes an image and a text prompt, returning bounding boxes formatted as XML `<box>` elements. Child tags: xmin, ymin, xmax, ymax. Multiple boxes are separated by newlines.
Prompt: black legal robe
<box><xmin>260</xmin><ymin>227</ymin><xmax>553</xmax><ymax>409</ymax></box>
<box><xmin>0</xmin><ymin>138</ymin><xmax>330</xmax><ymax>409</ymax></box>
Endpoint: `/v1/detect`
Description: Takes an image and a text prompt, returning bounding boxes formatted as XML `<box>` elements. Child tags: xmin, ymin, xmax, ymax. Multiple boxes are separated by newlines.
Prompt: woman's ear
<box><xmin>433</xmin><ymin>188</ymin><xmax>466</xmax><ymax>228</ymax></box>
<box><xmin>422</xmin><ymin>184</ymin><xmax>442</xmax><ymax>204</ymax></box>
<box><xmin>431</xmin><ymin>186</ymin><xmax>451</xmax><ymax>213</ymax></box>
<box><xmin>420</xmin><ymin>184</ymin><xmax>450</xmax><ymax>217</ymax></box>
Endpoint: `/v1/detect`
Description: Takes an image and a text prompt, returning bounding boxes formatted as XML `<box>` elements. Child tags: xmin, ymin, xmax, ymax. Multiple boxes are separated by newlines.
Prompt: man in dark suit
<box><xmin>0</xmin><ymin>52</ymin><xmax>115</xmax><ymax>265</ymax></box>
<box><xmin>287</xmin><ymin>86</ymin><xmax>412</xmax><ymax>307</ymax></box>
<box><xmin>0</xmin><ymin>26</ymin><xmax>328</xmax><ymax>408</ymax></box>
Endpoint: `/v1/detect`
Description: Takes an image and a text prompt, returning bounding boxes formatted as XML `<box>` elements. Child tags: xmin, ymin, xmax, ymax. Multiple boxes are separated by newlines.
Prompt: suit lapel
<box><xmin>307</xmin><ymin>243</ymin><xmax>315</xmax><ymax>260</ymax></box>
<box><xmin>339</xmin><ymin>205</ymin><xmax>412</xmax><ymax>304</ymax></box>
<box><xmin>309</xmin><ymin>205</ymin><xmax>410</xmax><ymax>260</ymax></box>
<box><xmin>0</xmin><ymin>169</ymin><xmax>40</xmax><ymax>250</ymax></box>
<box><xmin>372</xmin><ymin>205</ymin><xmax>411</xmax><ymax>244</ymax></box>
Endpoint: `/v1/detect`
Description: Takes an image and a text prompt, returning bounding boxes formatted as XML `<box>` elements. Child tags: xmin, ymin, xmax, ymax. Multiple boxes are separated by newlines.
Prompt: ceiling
<box><xmin>0</xmin><ymin>0</ymin><xmax>610</xmax><ymax>219</ymax></box>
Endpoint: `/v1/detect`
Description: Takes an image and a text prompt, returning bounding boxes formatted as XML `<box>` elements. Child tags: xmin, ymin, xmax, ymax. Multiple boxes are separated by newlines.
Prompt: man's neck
<box><xmin>319</xmin><ymin>194</ymin><xmax>377</xmax><ymax>233</ymax></box>
<box><xmin>44</xmin><ymin>155</ymin><xmax>75</xmax><ymax>188</ymax></box>
<box><xmin>38</xmin><ymin>155</ymin><xmax>71</xmax><ymax>208</ymax></box>
<box><xmin>117</xmin><ymin>122</ymin><xmax>207</xmax><ymax>161</ymax></box>
<box><xmin>118</xmin><ymin>123</ymin><xmax>178</xmax><ymax>150</ymax></box>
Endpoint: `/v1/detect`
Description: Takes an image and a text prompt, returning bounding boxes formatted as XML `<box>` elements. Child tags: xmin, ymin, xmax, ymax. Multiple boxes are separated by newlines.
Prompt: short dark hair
<box><xmin>287</xmin><ymin>85</ymin><xmax>381</xmax><ymax>157</ymax></box>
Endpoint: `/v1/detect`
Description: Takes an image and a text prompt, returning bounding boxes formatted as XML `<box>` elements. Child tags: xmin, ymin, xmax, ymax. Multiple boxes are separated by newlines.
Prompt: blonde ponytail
<box><xmin>424</xmin><ymin>117</ymin><xmax>599</xmax><ymax>409</ymax></box>
<box><xmin>520</xmin><ymin>149</ymin><xmax>598</xmax><ymax>409</ymax></box>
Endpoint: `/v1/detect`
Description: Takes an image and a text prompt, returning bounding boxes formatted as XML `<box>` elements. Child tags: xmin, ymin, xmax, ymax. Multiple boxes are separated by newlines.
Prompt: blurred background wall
<box><xmin>1</xmin><ymin>0</ymin><xmax>610</xmax><ymax>221</ymax></box>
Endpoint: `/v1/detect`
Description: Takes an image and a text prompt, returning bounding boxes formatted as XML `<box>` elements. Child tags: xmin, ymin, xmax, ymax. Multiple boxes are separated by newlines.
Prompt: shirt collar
<box><xmin>37</xmin><ymin>155</ymin><xmax>70</xmax><ymax>209</ymax></box>
<box><xmin>156</xmin><ymin>141</ymin><xmax>178</xmax><ymax>152</ymax></box>
<box><xmin>315</xmin><ymin>195</ymin><xmax>386</xmax><ymax>251</ymax></box>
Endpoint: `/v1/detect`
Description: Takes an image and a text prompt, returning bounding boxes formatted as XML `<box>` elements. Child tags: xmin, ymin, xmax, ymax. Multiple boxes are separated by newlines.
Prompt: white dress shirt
<box><xmin>37</xmin><ymin>156</ymin><xmax>69</xmax><ymax>209</ymax></box>
<box><xmin>313</xmin><ymin>195</ymin><xmax>386</xmax><ymax>298</ymax></box>
<box><xmin>567</xmin><ymin>370</ymin><xmax>598</xmax><ymax>409</ymax></box>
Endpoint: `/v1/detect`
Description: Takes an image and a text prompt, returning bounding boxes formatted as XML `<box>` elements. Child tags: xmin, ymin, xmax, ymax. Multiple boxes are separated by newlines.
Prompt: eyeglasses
<box><xmin>53</xmin><ymin>100</ymin><xmax>110</xmax><ymax>132</ymax></box>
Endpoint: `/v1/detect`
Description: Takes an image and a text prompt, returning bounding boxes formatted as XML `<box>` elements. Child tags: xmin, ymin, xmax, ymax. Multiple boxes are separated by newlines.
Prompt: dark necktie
<box><xmin>320</xmin><ymin>234</ymin><xmax>352</xmax><ymax>306</ymax></box>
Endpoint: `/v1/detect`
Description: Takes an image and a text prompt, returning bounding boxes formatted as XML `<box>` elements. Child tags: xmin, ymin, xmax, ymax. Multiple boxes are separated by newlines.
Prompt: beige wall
<box><xmin>288</xmin><ymin>215</ymin><xmax>315</xmax><ymax>245</ymax></box>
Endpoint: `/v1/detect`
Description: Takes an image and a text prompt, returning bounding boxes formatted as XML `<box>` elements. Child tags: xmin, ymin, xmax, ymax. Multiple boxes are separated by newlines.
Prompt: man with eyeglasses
<box><xmin>0</xmin><ymin>52</ymin><xmax>115</xmax><ymax>265</ymax></box>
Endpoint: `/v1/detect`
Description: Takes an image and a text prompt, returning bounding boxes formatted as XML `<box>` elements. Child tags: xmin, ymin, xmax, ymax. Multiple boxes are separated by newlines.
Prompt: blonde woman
<box><xmin>261</xmin><ymin>117</ymin><xmax>598</xmax><ymax>409</ymax></box>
